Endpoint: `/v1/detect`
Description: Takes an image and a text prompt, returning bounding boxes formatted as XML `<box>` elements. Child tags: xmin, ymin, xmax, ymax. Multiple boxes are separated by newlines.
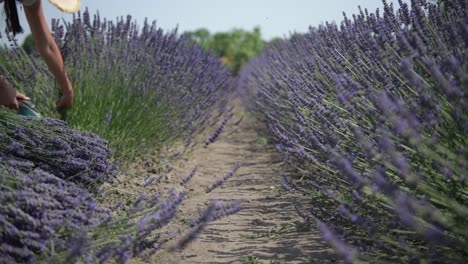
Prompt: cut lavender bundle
<box><xmin>0</xmin><ymin>111</ymin><xmax>118</xmax><ymax>191</ymax></box>
<box><xmin>0</xmin><ymin>155</ymin><xmax>111</xmax><ymax>264</ymax></box>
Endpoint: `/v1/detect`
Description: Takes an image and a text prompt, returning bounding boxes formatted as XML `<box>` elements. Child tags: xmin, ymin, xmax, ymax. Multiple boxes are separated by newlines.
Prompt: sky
<box><xmin>2</xmin><ymin>0</ymin><xmax>412</xmax><ymax>45</ymax></box>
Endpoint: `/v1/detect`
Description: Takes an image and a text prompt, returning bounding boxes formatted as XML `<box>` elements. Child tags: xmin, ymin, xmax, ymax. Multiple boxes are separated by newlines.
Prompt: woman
<box><xmin>0</xmin><ymin>0</ymin><xmax>80</xmax><ymax>111</ymax></box>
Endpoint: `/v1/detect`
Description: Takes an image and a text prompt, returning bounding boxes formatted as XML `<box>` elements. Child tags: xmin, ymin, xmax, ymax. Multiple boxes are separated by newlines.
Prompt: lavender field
<box><xmin>0</xmin><ymin>0</ymin><xmax>466</xmax><ymax>263</ymax></box>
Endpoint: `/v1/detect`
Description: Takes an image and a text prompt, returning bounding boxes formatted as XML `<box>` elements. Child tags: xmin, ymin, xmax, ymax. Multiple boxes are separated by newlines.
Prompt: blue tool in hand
<box><xmin>17</xmin><ymin>99</ymin><xmax>41</xmax><ymax>117</ymax></box>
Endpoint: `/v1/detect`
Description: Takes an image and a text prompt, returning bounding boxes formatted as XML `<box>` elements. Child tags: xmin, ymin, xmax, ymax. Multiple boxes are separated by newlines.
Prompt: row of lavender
<box><xmin>1</xmin><ymin>8</ymin><xmax>236</xmax><ymax>264</ymax></box>
<box><xmin>1</xmin><ymin>8</ymin><xmax>233</xmax><ymax>161</ymax></box>
<box><xmin>239</xmin><ymin>0</ymin><xmax>466</xmax><ymax>262</ymax></box>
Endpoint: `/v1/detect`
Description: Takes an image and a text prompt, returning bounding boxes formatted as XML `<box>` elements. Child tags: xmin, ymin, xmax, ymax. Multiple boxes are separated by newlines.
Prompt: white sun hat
<box><xmin>48</xmin><ymin>0</ymin><xmax>81</xmax><ymax>13</ymax></box>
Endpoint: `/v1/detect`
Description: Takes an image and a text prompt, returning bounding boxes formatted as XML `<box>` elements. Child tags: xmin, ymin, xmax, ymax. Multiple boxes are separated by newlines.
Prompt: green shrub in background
<box><xmin>184</xmin><ymin>27</ymin><xmax>267</xmax><ymax>75</ymax></box>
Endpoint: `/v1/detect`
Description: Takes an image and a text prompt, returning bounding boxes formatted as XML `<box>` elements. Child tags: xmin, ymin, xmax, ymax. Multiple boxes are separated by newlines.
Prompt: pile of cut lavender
<box><xmin>0</xmin><ymin>111</ymin><xmax>118</xmax><ymax>191</ymax></box>
<box><xmin>0</xmin><ymin>110</ymin><xmax>115</xmax><ymax>262</ymax></box>
<box><xmin>0</xmin><ymin>156</ymin><xmax>112</xmax><ymax>263</ymax></box>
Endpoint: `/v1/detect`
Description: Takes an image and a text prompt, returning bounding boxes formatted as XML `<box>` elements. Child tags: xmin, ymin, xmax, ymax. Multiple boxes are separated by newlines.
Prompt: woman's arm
<box><xmin>24</xmin><ymin>0</ymin><xmax>73</xmax><ymax>111</ymax></box>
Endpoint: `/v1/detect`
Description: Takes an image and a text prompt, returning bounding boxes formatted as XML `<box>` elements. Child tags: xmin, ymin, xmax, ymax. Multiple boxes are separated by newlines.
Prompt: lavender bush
<box><xmin>240</xmin><ymin>0</ymin><xmax>466</xmax><ymax>262</ymax></box>
<box><xmin>0</xmin><ymin>8</ymin><xmax>232</xmax><ymax>162</ymax></box>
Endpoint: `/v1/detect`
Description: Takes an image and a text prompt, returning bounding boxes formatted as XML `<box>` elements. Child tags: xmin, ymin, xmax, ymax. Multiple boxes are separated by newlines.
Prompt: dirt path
<box><xmin>105</xmin><ymin>94</ymin><xmax>341</xmax><ymax>264</ymax></box>
<box><xmin>135</xmin><ymin>94</ymin><xmax>340</xmax><ymax>264</ymax></box>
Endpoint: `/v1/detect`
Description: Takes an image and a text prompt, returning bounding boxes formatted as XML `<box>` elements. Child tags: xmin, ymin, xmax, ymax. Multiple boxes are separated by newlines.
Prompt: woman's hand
<box><xmin>56</xmin><ymin>88</ymin><xmax>74</xmax><ymax>111</ymax></box>
<box><xmin>0</xmin><ymin>78</ymin><xmax>30</xmax><ymax>110</ymax></box>
<box><xmin>16</xmin><ymin>91</ymin><xmax>30</xmax><ymax>101</ymax></box>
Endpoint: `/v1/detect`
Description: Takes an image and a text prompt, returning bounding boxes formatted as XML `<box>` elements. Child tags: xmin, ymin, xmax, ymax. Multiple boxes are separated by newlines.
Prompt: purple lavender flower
<box><xmin>172</xmin><ymin>200</ymin><xmax>242</xmax><ymax>250</ymax></box>
<box><xmin>316</xmin><ymin>220</ymin><xmax>358</xmax><ymax>263</ymax></box>
<box><xmin>179</xmin><ymin>166</ymin><xmax>198</xmax><ymax>186</ymax></box>
<box><xmin>206</xmin><ymin>163</ymin><xmax>242</xmax><ymax>193</ymax></box>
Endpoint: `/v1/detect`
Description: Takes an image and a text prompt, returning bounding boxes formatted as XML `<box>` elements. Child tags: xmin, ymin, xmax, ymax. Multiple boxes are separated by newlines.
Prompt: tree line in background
<box><xmin>182</xmin><ymin>27</ymin><xmax>271</xmax><ymax>75</ymax></box>
<box><xmin>21</xmin><ymin>27</ymin><xmax>274</xmax><ymax>76</ymax></box>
